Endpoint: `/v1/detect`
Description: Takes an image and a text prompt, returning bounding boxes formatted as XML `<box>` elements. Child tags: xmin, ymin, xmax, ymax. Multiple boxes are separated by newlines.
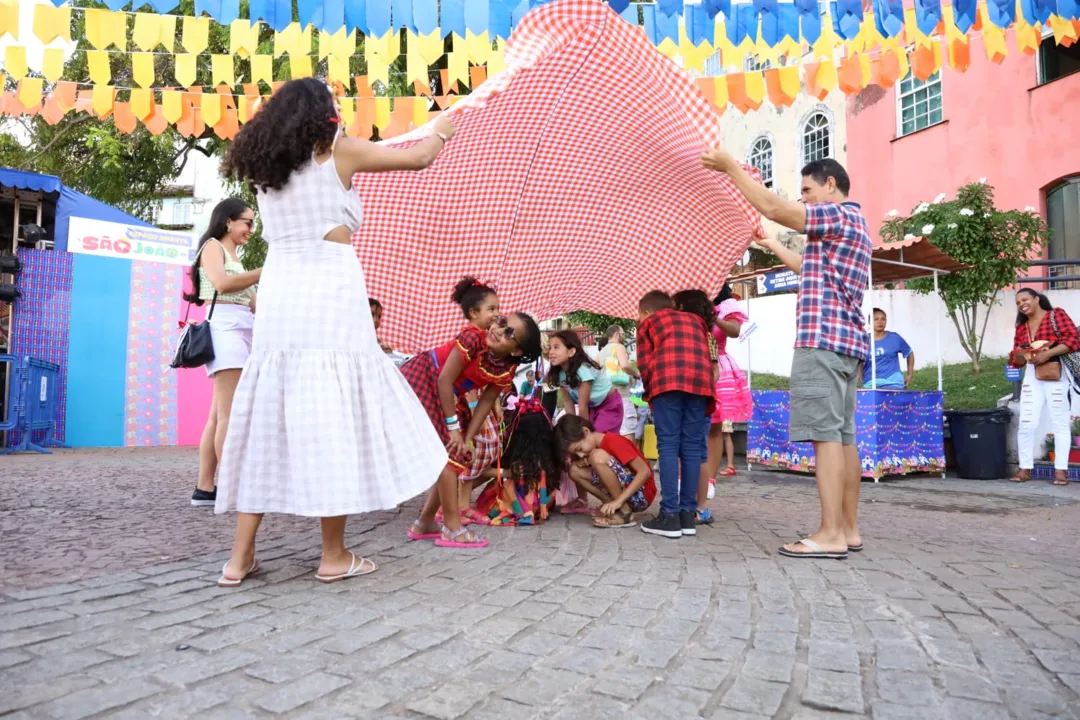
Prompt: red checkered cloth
<box><xmin>351</xmin><ymin>0</ymin><xmax>763</xmax><ymax>353</ymax></box>
<box><xmin>636</xmin><ymin>308</ymin><xmax>715</xmax><ymax>414</ymax></box>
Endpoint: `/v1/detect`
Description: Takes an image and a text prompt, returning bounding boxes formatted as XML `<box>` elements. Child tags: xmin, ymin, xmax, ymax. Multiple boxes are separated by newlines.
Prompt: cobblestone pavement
<box><xmin>2</xmin><ymin>448</ymin><xmax>1080</xmax><ymax>719</ymax></box>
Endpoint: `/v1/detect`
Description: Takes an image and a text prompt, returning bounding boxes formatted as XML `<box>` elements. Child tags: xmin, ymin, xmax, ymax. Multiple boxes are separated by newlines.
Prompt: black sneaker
<box><xmin>191</xmin><ymin>488</ymin><xmax>216</xmax><ymax>507</ymax></box>
<box><xmin>680</xmin><ymin>510</ymin><xmax>697</xmax><ymax>536</ymax></box>
<box><xmin>641</xmin><ymin>511</ymin><xmax>683</xmax><ymax>539</ymax></box>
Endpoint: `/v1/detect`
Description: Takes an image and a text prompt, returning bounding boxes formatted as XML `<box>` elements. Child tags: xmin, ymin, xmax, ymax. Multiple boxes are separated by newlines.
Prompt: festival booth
<box><xmin>731</xmin><ymin>238</ymin><xmax>967</xmax><ymax>481</ymax></box>
<box><xmin>1</xmin><ymin>168</ymin><xmax>209</xmax><ymax>449</ymax></box>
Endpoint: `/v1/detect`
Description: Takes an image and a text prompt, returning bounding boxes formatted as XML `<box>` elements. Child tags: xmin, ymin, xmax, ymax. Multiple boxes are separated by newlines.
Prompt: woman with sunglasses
<box><xmin>183</xmin><ymin>198</ymin><xmax>261</xmax><ymax>509</ymax></box>
<box><xmin>212</xmin><ymin>77</ymin><xmax>455</xmax><ymax>585</ymax></box>
<box><xmin>401</xmin><ymin>277</ymin><xmax>543</xmax><ymax>548</ymax></box>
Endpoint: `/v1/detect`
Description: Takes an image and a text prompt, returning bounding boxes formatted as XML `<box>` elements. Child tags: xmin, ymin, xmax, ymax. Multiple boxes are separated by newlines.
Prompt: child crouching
<box><xmin>554</xmin><ymin>414</ymin><xmax>657</xmax><ymax>529</ymax></box>
<box><xmin>475</xmin><ymin>399</ymin><xmax>560</xmax><ymax>525</ymax></box>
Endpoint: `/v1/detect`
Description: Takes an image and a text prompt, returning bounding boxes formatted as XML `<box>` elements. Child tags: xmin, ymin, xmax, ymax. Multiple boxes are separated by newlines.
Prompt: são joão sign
<box><xmin>68</xmin><ymin>217</ymin><xmax>197</xmax><ymax>267</ymax></box>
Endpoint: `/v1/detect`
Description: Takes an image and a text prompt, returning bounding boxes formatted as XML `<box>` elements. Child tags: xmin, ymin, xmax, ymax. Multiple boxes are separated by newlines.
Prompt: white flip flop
<box><xmin>217</xmin><ymin>558</ymin><xmax>260</xmax><ymax>587</ymax></box>
<box><xmin>314</xmin><ymin>552</ymin><xmax>378</xmax><ymax>583</ymax></box>
<box><xmin>777</xmin><ymin>538</ymin><xmax>848</xmax><ymax>560</ymax></box>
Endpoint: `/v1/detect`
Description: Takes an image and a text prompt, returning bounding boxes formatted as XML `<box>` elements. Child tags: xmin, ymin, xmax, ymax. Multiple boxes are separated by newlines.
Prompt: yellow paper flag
<box><xmin>815</xmin><ymin>60</ymin><xmax>839</xmax><ymax>95</ymax></box>
<box><xmin>289</xmin><ymin>55</ymin><xmax>312</xmax><ymax>79</ymax></box>
<box><xmin>132</xmin><ymin>53</ymin><xmax>155</xmax><ymax>88</ymax></box>
<box><xmin>19</xmin><ymin>78</ymin><xmax>43</xmax><ymax>110</ymax></box>
<box><xmin>4</xmin><ymin>45</ymin><xmax>26</xmax><ymax>80</ymax></box>
<box><xmin>465</xmin><ymin>30</ymin><xmax>491</xmax><ymax>65</ymax></box>
<box><xmin>406</xmin><ymin>40</ymin><xmax>427</xmax><ymax>85</ymax></box>
<box><xmin>416</xmin><ymin>30</ymin><xmax>444</xmax><ymax>65</ymax></box>
<box><xmin>983</xmin><ymin>24</ymin><xmax>1008</xmax><ymax>63</ymax></box>
<box><xmin>412</xmin><ymin>97</ymin><xmax>429</xmax><ymax>127</ymax></box>
<box><xmin>0</xmin><ymin>1</ymin><xmax>19</xmax><ymax>41</ymax></box>
<box><xmin>447</xmin><ymin>45</ymin><xmax>468</xmax><ymax>89</ymax></box>
<box><xmin>162</xmin><ymin>90</ymin><xmax>183</xmax><ymax>123</ymax></box>
<box><xmin>712</xmin><ymin>75</ymin><xmax>729</xmax><ymax>111</ymax></box>
<box><xmin>813</xmin><ymin>13</ymin><xmax>840</xmax><ymax>60</ymax></box>
<box><xmin>778</xmin><ymin>64</ymin><xmax>800</xmax><ymax>101</ymax></box>
<box><xmin>93</xmin><ymin>86</ymin><xmax>114</xmax><ymax>118</ymax></box>
<box><xmin>87</xmin><ymin>50</ymin><xmax>112</xmax><ymax>85</ymax></box>
<box><xmin>133</xmin><ymin>14</ymin><xmax>160</xmax><ymax>51</ymax></box>
<box><xmin>1050</xmin><ymin>14</ymin><xmax>1078</xmax><ymax>44</ymax></box>
<box><xmin>338</xmin><ymin>97</ymin><xmax>356</xmax><ymax>126</ymax></box>
<box><xmin>230</xmin><ymin>20</ymin><xmax>260</xmax><ymax>58</ymax></box>
<box><xmin>34</xmin><ymin>6</ymin><xmax>71</xmax><ymax>44</ymax></box>
<box><xmin>487</xmin><ymin>40</ymin><xmax>506</xmax><ymax>77</ymax></box>
<box><xmin>130</xmin><ymin>87</ymin><xmax>153</xmax><ymax>120</ymax></box>
<box><xmin>41</xmin><ymin>48</ymin><xmax>65</xmax><ymax>83</ymax></box>
<box><xmin>320</xmin><ymin>28</ymin><xmax>354</xmax><ymax>60</ymax></box>
<box><xmin>182</xmin><ymin>16</ymin><xmax>210</xmax><ymax>55</ymax></box>
<box><xmin>212</xmin><ymin>55</ymin><xmax>234</xmax><ymax>86</ymax></box>
<box><xmin>175</xmin><ymin>54</ymin><xmax>197</xmax><ymax>89</ymax></box>
<box><xmin>373</xmin><ymin>97</ymin><xmax>391</xmax><ymax>130</ymax></box>
<box><xmin>85</xmin><ymin>10</ymin><xmax>127</xmax><ymax>51</ymax></box>
<box><xmin>201</xmin><ymin>93</ymin><xmax>222</xmax><ymax>127</ymax></box>
<box><xmin>367</xmin><ymin>52</ymin><xmax>389</xmax><ymax>87</ymax></box>
<box><xmin>275</xmin><ymin>22</ymin><xmax>311</xmax><ymax>57</ymax></box>
<box><xmin>744</xmin><ymin>70</ymin><xmax>765</xmax><ymax>109</ymax></box>
<box><xmin>250</xmin><ymin>55</ymin><xmax>273</xmax><ymax>85</ymax></box>
<box><xmin>328</xmin><ymin>54</ymin><xmax>350</xmax><ymax>85</ymax></box>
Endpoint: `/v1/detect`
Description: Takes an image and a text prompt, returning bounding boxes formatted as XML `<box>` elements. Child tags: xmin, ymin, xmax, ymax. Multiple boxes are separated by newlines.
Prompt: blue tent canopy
<box><xmin>0</xmin><ymin>167</ymin><xmax>152</xmax><ymax>252</ymax></box>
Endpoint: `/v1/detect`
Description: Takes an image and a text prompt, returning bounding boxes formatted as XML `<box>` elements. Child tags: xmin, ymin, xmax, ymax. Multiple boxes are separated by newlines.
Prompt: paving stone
<box><xmin>876</xmin><ymin>670</ymin><xmax>937</xmax><ymax>706</ymax></box>
<box><xmin>255</xmin><ymin>671</ymin><xmax>350</xmax><ymax>714</ymax></box>
<box><xmin>593</xmin><ymin>665</ymin><xmax>658</xmax><ymax>700</ymax></box>
<box><xmin>942</xmin><ymin>697</ymin><xmax>1011</xmax><ymax>720</ymax></box>
<box><xmin>752</xmin><ymin>630</ymin><xmax>797</xmax><ymax>653</ymax></box>
<box><xmin>668</xmin><ymin>658</ymin><xmax>733</xmax><ymax>691</ymax></box>
<box><xmin>634</xmin><ymin>685</ymin><xmax>710</xmax><ymax>718</ymax></box>
<box><xmin>4</xmin><ymin>647</ymin><xmax>113</xmax><ymax>683</ymax></box>
<box><xmin>1032</xmin><ymin>647</ymin><xmax>1080</xmax><ymax>674</ymax></box>
<box><xmin>741</xmin><ymin>649</ymin><xmax>795</xmax><ymax>683</ymax></box>
<box><xmin>546</xmin><ymin>646</ymin><xmax>615</xmax><ymax>675</ymax></box>
<box><xmin>35</xmin><ymin>678</ymin><xmax>163</xmax><ymax>719</ymax></box>
<box><xmin>320</xmin><ymin>622</ymin><xmax>399</xmax><ymax>655</ymax></box>
<box><xmin>0</xmin><ymin>675</ymin><xmax>100</xmax><ymax>715</ymax></box>
<box><xmin>941</xmin><ymin>667</ymin><xmax>1000</xmax><ymax>703</ymax></box>
<box><xmin>802</xmin><ymin>669</ymin><xmax>864</xmax><ymax>714</ymax></box>
<box><xmin>872</xmin><ymin>701</ymin><xmax>946</xmax><ymax>720</ymax></box>
<box><xmin>502</xmin><ymin>668</ymin><xmax>584</xmax><ymax>706</ymax></box>
<box><xmin>808</xmin><ymin>639</ymin><xmax>860</xmax><ymax>673</ymax></box>
<box><xmin>154</xmin><ymin>648</ymin><xmax>261</xmax><ymax>687</ymax></box>
<box><xmin>551</xmin><ymin>694</ymin><xmax>631</xmax><ymax>720</ymax></box>
<box><xmin>720</xmin><ymin>676</ymin><xmax>788</xmax><ymax>716</ymax></box>
<box><xmin>0</xmin><ymin>609</ymin><xmax>74</xmax><ymax>633</ymax></box>
<box><xmin>635</xmin><ymin>637</ymin><xmax>684</xmax><ymax>669</ymax></box>
<box><xmin>514</xmin><ymin>629</ymin><xmax>571</xmax><ymax>656</ymax></box>
<box><xmin>875</xmin><ymin>640</ymin><xmax>930</xmax><ymax>672</ymax></box>
<box><xmin>405</xmin><ymin>680</ymin><xmax>490</xmax><ymax>720</ymax></box>
<box><xmin>244</xmin><ymin>648</ymin><xmax>335</xmax><ymax>683</ymax></box>
<box><xmin>106</xmin><ymin>674</ymin><xmax>266</xmax><ymax>719</ymax></box>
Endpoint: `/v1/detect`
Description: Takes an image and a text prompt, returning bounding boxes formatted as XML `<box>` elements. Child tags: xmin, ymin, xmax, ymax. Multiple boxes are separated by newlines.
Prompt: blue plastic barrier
<box><xmin>0</xmin><ymin>354</ymin><xmax>17</xmax><ymax>433</ymax></box>
<box><xmin>1</xmin><ymin>356</ymin><xmax>70</xmax><ymax>455</ymax></box>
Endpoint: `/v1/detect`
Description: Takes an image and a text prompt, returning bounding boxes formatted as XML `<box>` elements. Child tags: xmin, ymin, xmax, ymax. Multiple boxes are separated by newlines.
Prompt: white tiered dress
<box><xmin>214</xmin><ymin>152</ymin><xmax>448</xmax><ymax>517</ymax></box>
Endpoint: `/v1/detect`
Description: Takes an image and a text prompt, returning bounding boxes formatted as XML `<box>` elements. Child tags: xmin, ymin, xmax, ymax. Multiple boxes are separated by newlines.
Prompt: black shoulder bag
<box><xmin>170</xmin><ymin>291</ymin><xmax>218</xmax><ymax>369</ymax></box>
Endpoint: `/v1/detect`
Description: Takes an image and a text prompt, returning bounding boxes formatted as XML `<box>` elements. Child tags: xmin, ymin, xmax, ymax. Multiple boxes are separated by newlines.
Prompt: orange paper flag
<box><xmin>354</xmin><ymin>75</ymin><xmax>375</xmax><ymax>97</ymax></box>
<box><xmin>948</xmin><ymin>37</ymin><xmax>971</xmax><ymax>71</ymax></box>
<box><xmin>41</xmin><ymin>96</ymin><xmax>66</xmax><ymax>125</ymax></box>
<box><xmin>764</xmin><ymin>67</ymin><xmax>797</xmax><ymax>107</ymax></box>
<box><xmin>214</xmin><ymin>108</ymin><xmax>240</xmax><ymax>140</ymax></box>
<box><xmin>144</xmin><ymin>104</ymin><xmax>168</xmax><ymax>136</ymax></box>
<box><xmin>113</xmin><ymin>102</ymin><xmax>136</xmax><ymax>134</ymax></box>
<box><xmin>838</xmin><ymin>53</ymin><xmax>866</xmax><ymax>96</ymax></box>
<box><xmin>911</xmin><ymin>44</ymin><xmax>937</xmax><ymax>80</ymax></box>
<box><xmin>873</xmin><ymin>48</ymin><xmax>902</xmax><ymax>88</ymax></box>
<box><xmin>54</xmin><ymin>81</ymin><xmax>76</xmax><ymax>112</ymax></box>
<box><xmin>695</xmin><ymin>77</ymin><xmax>716</xmax><ymax>107</ymax></box>
<box><xmin>469</xmin><ymin>65</ymin><xmax>487</xmax><ymax>89</ymax></box>
<box><xmin>726</xmin><ymin>73</ymin><xmax>749</xmax><ymax>113</ymax></box>
<box><xmin>353</xmin><ymin>97</ymin><xmax>375</xmax><ymax>138</ymax></box>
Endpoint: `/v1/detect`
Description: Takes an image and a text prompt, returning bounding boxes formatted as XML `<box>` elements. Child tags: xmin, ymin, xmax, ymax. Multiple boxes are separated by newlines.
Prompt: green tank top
<box><xmin>196</xmin><ymin>241</ymin><xmax>254</xmax><ymax>305</ymax></box>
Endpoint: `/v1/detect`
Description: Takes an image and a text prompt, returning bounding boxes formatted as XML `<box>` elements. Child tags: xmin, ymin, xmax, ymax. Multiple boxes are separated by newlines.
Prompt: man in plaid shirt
<box><xmin>703</xmin><ymin>153</ymin><xmax>871</xmax><ymax>561</ymax></box>
<box><xmin>635</xmin><ymin>291</ymin><xmax>716</xmax><ymax>538</ymax></box>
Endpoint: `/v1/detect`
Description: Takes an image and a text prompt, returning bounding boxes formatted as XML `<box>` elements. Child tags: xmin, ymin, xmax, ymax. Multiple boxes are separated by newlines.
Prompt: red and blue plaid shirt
<box><xmin>796</xmin><ymin>202</ymin><xmax>873</xmax><ymax>362</ymax></box>
<box><xmin>636</xmin><ymin>308</ymin><xmax>715</xmax><ymax>413</ymax></box>
<box><xmin>1009</xmin><ymin>308</ymin><xmax>1080</xmax><ymax>365</ymax></box>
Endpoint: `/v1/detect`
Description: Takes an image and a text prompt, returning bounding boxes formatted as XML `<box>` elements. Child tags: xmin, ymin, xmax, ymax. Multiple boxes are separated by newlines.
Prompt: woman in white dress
<box><xmin>215</xmin><ymin>77</ymin><xmax>454</xmax><ymax>585</ymax></box>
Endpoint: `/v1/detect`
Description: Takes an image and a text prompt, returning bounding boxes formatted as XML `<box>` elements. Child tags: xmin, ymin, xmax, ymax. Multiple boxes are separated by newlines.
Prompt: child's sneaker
<box><xmin>679</xmin><ymin>510</ymin><xmax>697</xmax><ymax>536</ymax></box>
<box><xmin>641</xmin><ymin>511</ymin><xmax>682</xmax><ymax>539</ymax></box>
<box><xmin>706</xmin><ymin>479</ymin><xmax>716</xmax><ymax>500</ymax></box>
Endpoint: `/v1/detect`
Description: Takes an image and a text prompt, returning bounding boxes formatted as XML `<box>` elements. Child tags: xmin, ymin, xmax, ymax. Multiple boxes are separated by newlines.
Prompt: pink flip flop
<box><xmin>434</xmin><ymin>526</ymin><xmax>489</xmax><ymax>548</ymax></box>
<box><xmin>407</xmin><ymin>521</ymin><xmax>442</xmax><ymax>541</ymax></box>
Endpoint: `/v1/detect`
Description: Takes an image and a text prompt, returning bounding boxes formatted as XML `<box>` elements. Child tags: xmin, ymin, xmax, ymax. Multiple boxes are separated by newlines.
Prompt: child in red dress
<box><xmin>401</xmin><ymin>277</ymin><xmax>542</xmax><ymax>548</ymax></box>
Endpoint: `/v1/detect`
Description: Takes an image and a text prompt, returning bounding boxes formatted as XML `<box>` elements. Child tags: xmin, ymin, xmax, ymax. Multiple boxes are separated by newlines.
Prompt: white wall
<box><xmin>729</xmin><ymin>288</ymin><xmax>1080</xmax><ymax>377</ymax></box>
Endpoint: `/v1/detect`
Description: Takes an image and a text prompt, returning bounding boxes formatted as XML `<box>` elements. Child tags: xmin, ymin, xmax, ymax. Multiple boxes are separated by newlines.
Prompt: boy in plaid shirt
<box><xmin>635</xmin><ymin>291</ymin><xmax>715</xmax><ymax>538</ymax></box>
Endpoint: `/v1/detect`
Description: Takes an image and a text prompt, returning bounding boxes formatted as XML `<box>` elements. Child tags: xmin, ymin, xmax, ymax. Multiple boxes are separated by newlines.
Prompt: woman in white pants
<box><xmin>1009</xmin><ymin>289</ymin><xmax>1079</xmax><ymax>486</ymax></box>
<box><xmin>184</xmin><ymin>199</ymin><xmax>262</xmax><ymax>507</ymax></box>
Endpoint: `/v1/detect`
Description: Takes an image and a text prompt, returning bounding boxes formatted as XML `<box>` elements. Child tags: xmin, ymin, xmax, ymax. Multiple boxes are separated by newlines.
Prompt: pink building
<box><xmin>846</xmin><ymin>30</ymin><xmax>1080</xmax><ymax>283</ymax></box>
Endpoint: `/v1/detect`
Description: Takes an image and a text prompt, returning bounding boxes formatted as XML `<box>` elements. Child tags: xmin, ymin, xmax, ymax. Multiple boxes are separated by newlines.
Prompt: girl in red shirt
<box><xmin>553</xmin><ymin>414</ymin><xmax>657</xmax><ymax>528</ymax></box>
<box><xmin>401</xmin><ymin>277</ymin><xmax>542</xmax><ymax>547</ymax></box>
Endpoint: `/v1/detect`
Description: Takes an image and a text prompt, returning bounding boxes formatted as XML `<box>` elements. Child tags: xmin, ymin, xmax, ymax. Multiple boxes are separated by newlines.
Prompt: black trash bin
<box><xmin>945</xmin><ymin>408</ymin><xmax>1012</xmax><ymax>479</ymax></box>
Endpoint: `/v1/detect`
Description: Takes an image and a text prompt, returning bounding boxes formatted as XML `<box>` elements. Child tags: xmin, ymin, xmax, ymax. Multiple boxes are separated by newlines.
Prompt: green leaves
<box><xmin>880</xmin><ymin>181</ymin><xmax>1048</xmax><ymax>374</ymax></box>
<box><xmin>563</xmin><ymin>312</ymin><xmax>636</xmax><ymax>338</ymax></box>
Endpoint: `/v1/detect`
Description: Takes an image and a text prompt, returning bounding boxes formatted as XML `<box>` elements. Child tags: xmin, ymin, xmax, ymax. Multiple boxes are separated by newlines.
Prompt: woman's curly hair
<box><xmin>503</xmin><ymin>406</ymin><xmax>561</xmax><ymax>492</ymax></box>
<box><xmin>673</xmin><ymin>289</ymin><xmax>717</xmax><ymax>329</ymax></box>
<box><xmin>222</xmin><ymin>78</ymin><xmax>338</xmax><ymax>193</ymax></box>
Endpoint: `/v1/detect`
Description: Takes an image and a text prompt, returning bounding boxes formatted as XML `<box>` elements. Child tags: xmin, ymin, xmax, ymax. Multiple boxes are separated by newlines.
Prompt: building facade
<box><xmin>846</xmin><ymin>31</ymin><xmax>1080</xmax><ymax>284</ymax></box>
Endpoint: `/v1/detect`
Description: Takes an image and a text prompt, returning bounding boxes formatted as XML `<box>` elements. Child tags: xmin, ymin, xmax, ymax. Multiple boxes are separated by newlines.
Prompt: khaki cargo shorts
<box><xmin>788</xmin><ymin>348</ymin><xmax>863</xmax><ymax>446</ymax></box>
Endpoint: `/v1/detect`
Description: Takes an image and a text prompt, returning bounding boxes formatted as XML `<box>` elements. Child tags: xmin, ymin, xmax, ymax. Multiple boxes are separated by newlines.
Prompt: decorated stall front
<box><xmin>2</xmin><ymin>168</ymin><xmax>209</xmax><ymax>449</ymax></box>
<box><xmin>734</xmin><ymin>238</ymin><xmax>967</xmax><ymax>480</ymax></box>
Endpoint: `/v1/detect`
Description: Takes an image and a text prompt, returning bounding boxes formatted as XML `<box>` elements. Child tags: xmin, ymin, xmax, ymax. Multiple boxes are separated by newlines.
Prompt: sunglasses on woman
<box><xmin>493</xmin><ymin>316</ymin><xmax>517</xmax><ymax>342</ymax></box>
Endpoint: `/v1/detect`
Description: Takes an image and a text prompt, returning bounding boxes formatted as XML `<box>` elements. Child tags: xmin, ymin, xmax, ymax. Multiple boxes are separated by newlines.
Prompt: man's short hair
<box><xmin>801</xmin><ymin>158</ymin><xmax>851</xmax><ymax>196</ymax></box>
<box><xmin>638</xmin><ymin>290</ymin><xmax>674</xmax><ymax>314</ymax></box>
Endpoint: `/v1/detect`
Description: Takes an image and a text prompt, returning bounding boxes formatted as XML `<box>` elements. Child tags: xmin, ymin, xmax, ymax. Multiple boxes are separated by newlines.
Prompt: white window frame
<box><xmin>743</xmin><ymin>55</ymin><xmax>772</xmax><ymax>73</ymax></box>
<box><xmin>703</xmin><ymin>49</ymin><xmax>725</xmax><ymax>77</ymax></box>
<box><xmin>895</xmin><ymin>70</ymin><xmax>943</xmax><ymax>138</ymax></box>
<box><xmin>172</xmin><ymin>202</ymin><xmax>193</xmax><ymax>226</ymax></box>
<box><xmin>798</xmin><ymin>105</ymin><xmax>834</xmax><ymax>167</ymax></box>
<box><xmin>746</xmin><ymin>132</ymin><xmax>775</xmax><ymax>189</ymax></box>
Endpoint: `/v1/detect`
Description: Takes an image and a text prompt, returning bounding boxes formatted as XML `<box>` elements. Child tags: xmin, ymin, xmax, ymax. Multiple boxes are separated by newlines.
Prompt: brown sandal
<box><xmin>1010</xmin><ymin>469</ymin><xmax>1031</xmax><ymax>483</ymax></box>
<box><xmin>1053</xmin><ymin>470</ymin><xmax>1069</xmax><ymax>486</ymax></box>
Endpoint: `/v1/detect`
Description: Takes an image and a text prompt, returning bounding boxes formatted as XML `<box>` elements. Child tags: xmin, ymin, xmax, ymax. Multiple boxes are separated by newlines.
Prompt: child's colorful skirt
<box><xmin>589</xmin><ymin>456</ymin><xmax>649</xmax><ymax>512</ymax></box>
<box><xmin>591</xmin><ymin>389</ymin><xmax>625</xmax><ymax>434</ymax></box>
<box><xmin>461</xmin><ymin>415</ymin><xmax>500</xmax><ymax>482</ymax></box>
<box><xmin>711</xmin><ymin>354</ymin><xmax>752</xmax><ymax>426</ymax></box>
<box><xmin>475</xmin><ymin>473</ymin><xmax>553</xmax><ymax>525</ymax></box>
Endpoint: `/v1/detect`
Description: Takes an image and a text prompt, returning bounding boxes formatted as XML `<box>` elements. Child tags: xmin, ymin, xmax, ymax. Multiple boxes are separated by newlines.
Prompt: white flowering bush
<box><xmin>880</xmin><ymin>180</ymin><xmax>1048</xmax><ymax>374</ymax></box>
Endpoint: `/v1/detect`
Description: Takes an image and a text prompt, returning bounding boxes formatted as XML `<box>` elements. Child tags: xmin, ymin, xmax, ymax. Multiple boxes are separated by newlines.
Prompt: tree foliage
<box><xmin>880</xmin><ymin>181</ymin><xmax>1047</xmax><ymax>374</ymax></box>
<box><xmin>563</xmin><ymin>311</ymin><xmax>636</xmax><ymax>339</ymax></box>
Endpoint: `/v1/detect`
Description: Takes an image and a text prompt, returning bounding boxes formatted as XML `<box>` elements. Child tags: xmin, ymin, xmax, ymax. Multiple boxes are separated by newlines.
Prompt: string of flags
<box><xmin>0</xmin><ymin>0</ymin><xmax>1077</xmax><ymax>139</ymax></box>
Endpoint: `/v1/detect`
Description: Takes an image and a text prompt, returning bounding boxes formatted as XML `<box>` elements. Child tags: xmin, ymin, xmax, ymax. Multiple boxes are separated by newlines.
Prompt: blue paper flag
<box><xmin>490</xmin><ymin>0</ymin><xmax>513</xmax><ymax>38</ymax></box>
<box><xmin>952</xmin><ymin>0</ymin><xmax>977</xmax><ymax>32</ymax></box>
<box><xmin>754</xmin><ymin>0</ymin><xmax>781</xmax><ymax>46</ymax></box>
<box><xmin>441</xmin><ymin>0</ymin><xmax>466</xmax><ymax>37</ymax></box>
<box><xmin>1059</xmin><ymin>0</ymin><xmax>1078</xmax><ymax>23</ymax></box>
<box><xmin>608</xmin><ymin>0</ymin><xmax>630</xmax><ymax>14</ymax></box>
<box><xmin>194</xmin><ymin>0</ymin><xmax>220</xmax><ymax>18</ymax></box>
<box><xmin>656</xmin><ymin>4</ymin><xmax>680</xmax><ymax>42</ymax></box>
<box><xmin>688</xmin><ymin>3</ymin><xmax>713</xmax><ymax>44</ymax></box>
<box><xmin>657</xmin><ymin>0</ymin><xmax>682</xmax><ymax>18</ymax></box>
<box><xmin>248</xmin><ymin>0</ymin><xmax>271</xmax><ymax>29</ymax></box>
<box><xmin>150</xmin><ymin>0</ymin><xmax>179</xmax><ymax>13</ymax></box>
<box><xmin>727</xmin><ymin>3</ymin><xmax>758</xmax><ymax>45</ymax></box>
<box><xmin>103</xmin><ymin>0</ymin><xmax>128</xmax><ymax>10</ymax></box>
<box><xmin>831</xmin><ymin>0</ymin><xmax>864</xmax><ymax>39</ymax></box>
<box><xmin>704</xmin><ymin>0</ymin><xmax>730</xmax><ymax>19</ymax></box>
<box><xmin>393</xmin><ymin>0</ymin><xmax>415</xmax><ymax>31</ymax></box>
<box><xmin>1019</xmin><ymin>0</ymin><xmax>1038</xmax><ymax>24</ymax></box>
<box><xmin>511</xmin><ymin>0</ymin><xmax>531</xmax><ymax>26</ymax></box>
<box><xmin>619</xmin><ymin>3</ymin><xmax>639</xmax><ymax>26</ymax></box>
<box><xmin>985</xmin><ymin>0</ymin><xmax>1015</xmax><ymax>27</ymax></box>
<box><xmin>297</xmin><ymin>0</ymin><xmax>319</xmax><ymax>28</ymax></box>
<box><xmin>914</xmin><ymin>0</ymin><xmax>941</xmax><ymax>36</ymax></box>
<box><xmin>1031</xmin><ymin>0</ymin><xmax>1055</xmax><ymax>23</ymax></box>
<box><xmin>797</xmin><ymin>0</ymin><xmax>822</xmax><ymax>44</ymax></box>
<box><xmin>465</xmin><ymin>0</ymin><xmax>489</xmax><ymax>33</ymax></box>
<box><xmin>641</xmin><ymin>3</ymin><xmax>658</xmax><ymax>45</ymax></box>
<box><xmin>345</xmin><ymin>0</ymin><xmax>369</xmax><ymax>34</ymax></box>
<box><xmin>778</xmin><ymin>1</ymin><xmax>799</xmax><ymax>40</ymax></box>
<box><xmin>874</xmin><ymin>0</ymin><xmax>905</xmax><ymax>37</ymax></box>
<box><xmin>414</xmin><ymin>0</ymin><xmax>438</xmax><ymax>33</ymax></box>
<box><xmin>322</xmin><ymin>0</ymin><xmax>346</xmax><ymax>33</ymax></box>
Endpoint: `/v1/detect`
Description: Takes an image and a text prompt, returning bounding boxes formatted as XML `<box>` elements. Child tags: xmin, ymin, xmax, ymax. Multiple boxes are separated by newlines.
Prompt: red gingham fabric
<box><xmin>636</xmin><ymin>308</ymin><xmax>715</xmax><ymax>413</ymax></box>
<box><xmin>796</xmin><ymin>202</ymin><xmax>873</xmax><ymax>362</ymax></box>
<box><xmin>351</xmin><ymin>0</ymin><xmax>763</xmax><ymax>353</ymax></box>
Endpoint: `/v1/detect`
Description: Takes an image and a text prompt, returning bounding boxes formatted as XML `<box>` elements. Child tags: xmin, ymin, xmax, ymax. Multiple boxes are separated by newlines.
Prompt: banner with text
<box><xmin>67</xmin><ymin>217</ymin><xmax>197</xmax><ymax>267</ymax></box>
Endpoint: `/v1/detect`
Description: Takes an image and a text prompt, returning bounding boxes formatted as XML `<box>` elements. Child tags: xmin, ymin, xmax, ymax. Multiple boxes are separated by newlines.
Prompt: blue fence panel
<box><xmin>1</xmin><ymin>356</ymin><xmax>70</xmax><ymax>455</ymax></box>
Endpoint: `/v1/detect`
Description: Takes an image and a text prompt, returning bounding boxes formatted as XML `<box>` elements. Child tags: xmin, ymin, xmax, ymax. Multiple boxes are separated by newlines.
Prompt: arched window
<box><xmin>1047</xmin><ymin>178</ymin><xmax>1080</xmax><ymax>289</ymax></box>
<box><xmin>746</xmin><ymin>135</ymin><xmax>774</xmax><ymax>189</ymax></box>
<box><xmin>801</xmin><ymin>112</ymin><xmax>831</xmax><ymax>165</ymax></box>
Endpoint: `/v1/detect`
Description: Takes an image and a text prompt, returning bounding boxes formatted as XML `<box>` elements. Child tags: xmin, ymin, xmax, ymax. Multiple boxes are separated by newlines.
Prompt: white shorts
<box><xmin>618</xmin><ymin>393</ymin><xmax>638</xmax><ymax>436</ymax></box>
<box><xmin>205</xmin><ymin>304</ymin><xmax>253</xmax><ymax>377</ymax></box>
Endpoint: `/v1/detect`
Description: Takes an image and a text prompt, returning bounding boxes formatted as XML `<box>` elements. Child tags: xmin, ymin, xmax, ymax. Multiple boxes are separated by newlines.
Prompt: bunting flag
<box><xmin>350</xmin><ymin>0</ymin><xmax>763</xmax><ymax>351</ymax></box>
